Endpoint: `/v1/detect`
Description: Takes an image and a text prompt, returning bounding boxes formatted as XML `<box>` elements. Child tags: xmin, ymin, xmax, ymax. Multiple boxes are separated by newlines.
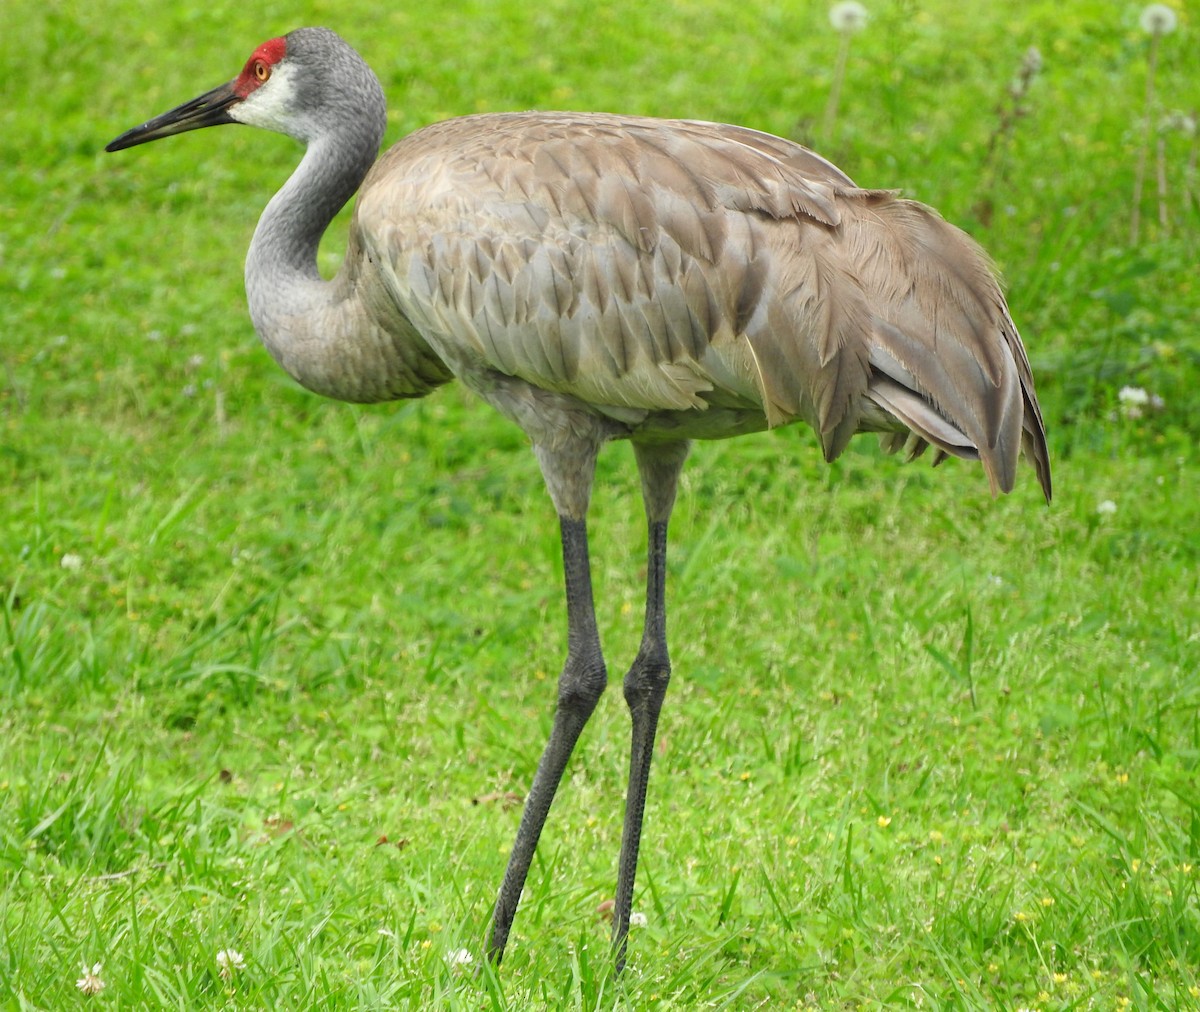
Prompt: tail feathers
<box><xmin>1021</xmin><ymin>397</ymin><xmax>1053</xmax><ymax>503</ymax></box>
<box><xmin>870</xmin><ymin>370</ymin><xmax>1052</xmax><ymax>502</ymax></box>
<box><xmin>868</xmin><ymin>378</ymin><xmax>980</xmax><ymax>463</ymax></box>
<box><xmin>1005</xmin><ymin>306</ymin><xmax>1053</xmax><ymax>503</ymax></box>
<box><xmin>837</xmin><ymin>193</ymin><xmax>1049</xmax><ymax>502</ymax></box>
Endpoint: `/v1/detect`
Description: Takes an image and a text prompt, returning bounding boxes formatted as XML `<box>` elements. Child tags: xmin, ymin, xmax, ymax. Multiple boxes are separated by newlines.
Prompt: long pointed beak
<box><xmin>106</xmin><ymin>81</ymin><xmax>241</xmax><ymax>152</ymax></box>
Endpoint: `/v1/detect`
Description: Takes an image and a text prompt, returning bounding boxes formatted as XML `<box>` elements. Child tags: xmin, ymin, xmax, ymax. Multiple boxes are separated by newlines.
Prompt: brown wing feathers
<box><xmin>371</xmin><ymin>113</ymin><xmax>1049</xmax><ymax>500</ymax></box>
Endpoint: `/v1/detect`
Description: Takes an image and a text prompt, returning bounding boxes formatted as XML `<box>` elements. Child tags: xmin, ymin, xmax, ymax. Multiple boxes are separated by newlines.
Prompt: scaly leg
<box><xmin>488</xmin><ymin>441</ymin><xmax>607</xmax><ymax>965</ymax></box>
<box><xmin>612</xmin><ymin>441</ymin><xmax>689</xmax><ymax>971</ymax></box>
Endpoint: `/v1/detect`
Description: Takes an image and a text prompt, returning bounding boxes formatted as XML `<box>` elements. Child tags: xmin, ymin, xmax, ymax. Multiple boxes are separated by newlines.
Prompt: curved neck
<box><xmin>242</xmin><ymin>117</ymin><xmax>451</xmax><ymax>403</ymax></box>
<box><xmin>244</xmin><ymin>128</ymin><xmax>375</xmax><ymax>331</ymax></box>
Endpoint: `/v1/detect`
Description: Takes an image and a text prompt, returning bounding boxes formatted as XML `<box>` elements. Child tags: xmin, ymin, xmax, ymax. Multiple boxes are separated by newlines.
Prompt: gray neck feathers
<box><xmin>244</xmin><ymin>127</ymin><xmax>375</xmax><ymax>313</ymax></box>
<box><xmin>241</xmin><ymin>43</ymin><xmax>449</xmax><ymax>403</ymax></box>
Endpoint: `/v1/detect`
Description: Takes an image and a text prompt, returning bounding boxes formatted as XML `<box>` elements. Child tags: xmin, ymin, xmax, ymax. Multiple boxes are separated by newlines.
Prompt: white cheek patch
<box><xmin>230</xmin><ymin>60</ymin><xmax>303</xmax><ymax>138</ymax></box>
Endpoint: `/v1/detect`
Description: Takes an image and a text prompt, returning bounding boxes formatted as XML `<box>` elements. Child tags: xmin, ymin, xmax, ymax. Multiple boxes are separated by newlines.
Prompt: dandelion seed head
<box><xmin>1096</xmin><ymin>499</ymin><xmax>1117</xmax><ymax>516</ymax></box>
<box><xmin>829</xmin><ymin>1</ymin><xmax>869</xmax><ymax>32</ymax></box>
<box><xmin>76</xmin><ymin>962</ymin><xmax>105</xmax><ymax>995</ymax></box>
<box><xmin>1139</xmin><ymin>3</ymin><xmax>1178</xmax><ymax>35</ymax></box>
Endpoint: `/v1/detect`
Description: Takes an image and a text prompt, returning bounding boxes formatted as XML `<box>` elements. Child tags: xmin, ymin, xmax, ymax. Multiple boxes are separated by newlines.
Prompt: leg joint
<box><xmin>623</xmin><ymin>652</ymin><xmax>671</xmax><ymax>711</ymax></box>
<box><xmin>558</xmin><ymin>658</ymin><xmax>608</xmax><ymax>715</ymax></box>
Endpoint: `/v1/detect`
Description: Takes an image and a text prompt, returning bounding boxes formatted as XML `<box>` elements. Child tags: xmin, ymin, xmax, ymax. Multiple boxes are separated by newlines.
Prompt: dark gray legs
<box><xmin>487</xmin><ymin>439</ymin><xmax>689</xmax><ymax>970</ymax></box>
<box><xmin>613</xmin><ymin>516</ymin><xmax>672</xmax><ymax>971</ymax></box>
<box><xmin>488</xmin><ymin>517</ymin><xmax>606</xmax><ymax>963</ymax></box>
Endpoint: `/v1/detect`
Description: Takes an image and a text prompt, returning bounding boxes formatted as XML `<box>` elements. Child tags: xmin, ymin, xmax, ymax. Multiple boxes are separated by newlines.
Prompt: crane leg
<box><xmin>612</xmin><ymin>441</ymin><xmax>689</xmax><ymax>971</ymax></box>
<box><xmin>488</xmin><ymin>444</ymin><xmax>607</xmax><ymax>965</ymax></box>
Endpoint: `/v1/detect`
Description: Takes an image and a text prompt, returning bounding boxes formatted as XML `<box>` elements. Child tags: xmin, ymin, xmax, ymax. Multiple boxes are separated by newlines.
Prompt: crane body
<box><xmin>107</xmin><ymin>27</ymin><xmax>1051</xmax><ymax>970</ymax></box>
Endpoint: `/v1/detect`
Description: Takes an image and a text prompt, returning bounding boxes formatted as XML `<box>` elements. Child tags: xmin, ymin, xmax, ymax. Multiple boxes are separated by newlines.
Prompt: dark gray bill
<box><xmin>106</xmin><ymin>81</ymin><xmax>240</xmax><ymax>152</ymax></box>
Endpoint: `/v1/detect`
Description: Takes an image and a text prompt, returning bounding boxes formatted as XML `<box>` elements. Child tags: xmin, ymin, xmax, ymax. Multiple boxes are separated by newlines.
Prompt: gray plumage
<box><xmin>107</xmin><ymin>26</ymin><xmax>1052</xmax><ymax>970</ymax></box>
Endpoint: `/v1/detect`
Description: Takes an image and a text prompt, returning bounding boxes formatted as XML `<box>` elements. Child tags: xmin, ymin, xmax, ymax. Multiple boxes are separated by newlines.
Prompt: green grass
<box><xmin>2</xmin><ymin>0</ymin><xmax>1198</xmax><ymax>1008</ymax></box>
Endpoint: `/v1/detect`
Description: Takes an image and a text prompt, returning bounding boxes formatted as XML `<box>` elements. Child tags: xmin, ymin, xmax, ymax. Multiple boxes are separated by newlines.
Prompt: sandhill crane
<box><xmin>107</xmin><ymin>27</ymin><xmax>1052</xmax><ymax>970</ymax></box>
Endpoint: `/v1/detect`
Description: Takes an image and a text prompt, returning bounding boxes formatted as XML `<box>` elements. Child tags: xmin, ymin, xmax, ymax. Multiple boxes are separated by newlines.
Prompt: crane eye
<box><xmin>254</xmin><ymin>60</ymin><xmax>270</xmax><ymax>82</ymax></box>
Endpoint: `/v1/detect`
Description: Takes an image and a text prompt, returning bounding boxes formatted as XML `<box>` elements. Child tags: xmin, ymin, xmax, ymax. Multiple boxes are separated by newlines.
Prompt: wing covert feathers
<box><xmin>357</xmin><ymin>111</ymin><xmax>1050</xmax><ymax>501</ymax></box>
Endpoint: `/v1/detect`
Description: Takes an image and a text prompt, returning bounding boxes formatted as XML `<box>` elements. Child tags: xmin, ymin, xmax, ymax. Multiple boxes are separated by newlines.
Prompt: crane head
<box><xmin>106</xmin><ymin>36</ymin><xmax>294</xmax><ymax>151</ymax></box>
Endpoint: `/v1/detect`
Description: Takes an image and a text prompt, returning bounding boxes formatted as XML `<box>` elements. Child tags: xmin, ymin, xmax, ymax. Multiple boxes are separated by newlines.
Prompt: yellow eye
<box><xmin>254</xmin><ymin>60</ymin><xmax>270</xmax><ymax>82</ymax></box>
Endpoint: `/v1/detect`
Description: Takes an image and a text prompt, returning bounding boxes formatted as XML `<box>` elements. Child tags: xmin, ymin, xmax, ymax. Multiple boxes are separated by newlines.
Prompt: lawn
<box><xmin>2</xmin><ymin>0</ymin><xmax>1198</xmax><ymax>1008</ymax></box>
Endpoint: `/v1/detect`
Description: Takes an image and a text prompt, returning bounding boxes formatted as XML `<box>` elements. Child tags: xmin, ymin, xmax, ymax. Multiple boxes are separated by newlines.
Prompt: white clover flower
<box><xmin>1118</xmin><ymin>385</ymin><xmax>1162</xmax><ymax>419</ymax></box>
<box><xmin>629</xmin><ymin>911</ymin><xmax>649</xmax><ymax>927</ymax></box>
<box><xmin>444</xmin><ymin>947</ymin><xmax>474</xmax><ymax>968</ymax></box>
<box><xmin>76</xmin><ymin>962</ymin><xmax>105</xmax><ymax>995</ymax></box>
<box><xmin>60</xmin><ymin>553</ymin><xmax>84</xmax><ymax>571</ymax></box>
<box><xmin>1118</xmin><ymin>385</ymin><xmax>1148</xmax><ymax>418</ymax></box>
<box><xmin>1162</xmin><ymin>110</ymin><xmax>1197</xmax><ymax>135</ymax></box>
<box><xmin>1097</xmin><ymin>499</ymin><xmax>1118</xmax><ymax>516</ymax></box>
<box><xmin>1139</xmin><ymin>3</ymin><xmax>1178</xmax><ymax>34</ymax></box>
<box><xmin>215</xmin><ymin>948</ymin><xmax>245</xmax><ymax>980</ymax></box>
<box><xmin>830</xmin><ymin>1</ymin><xmax>868</xmax><ymax>32</ymax></box>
